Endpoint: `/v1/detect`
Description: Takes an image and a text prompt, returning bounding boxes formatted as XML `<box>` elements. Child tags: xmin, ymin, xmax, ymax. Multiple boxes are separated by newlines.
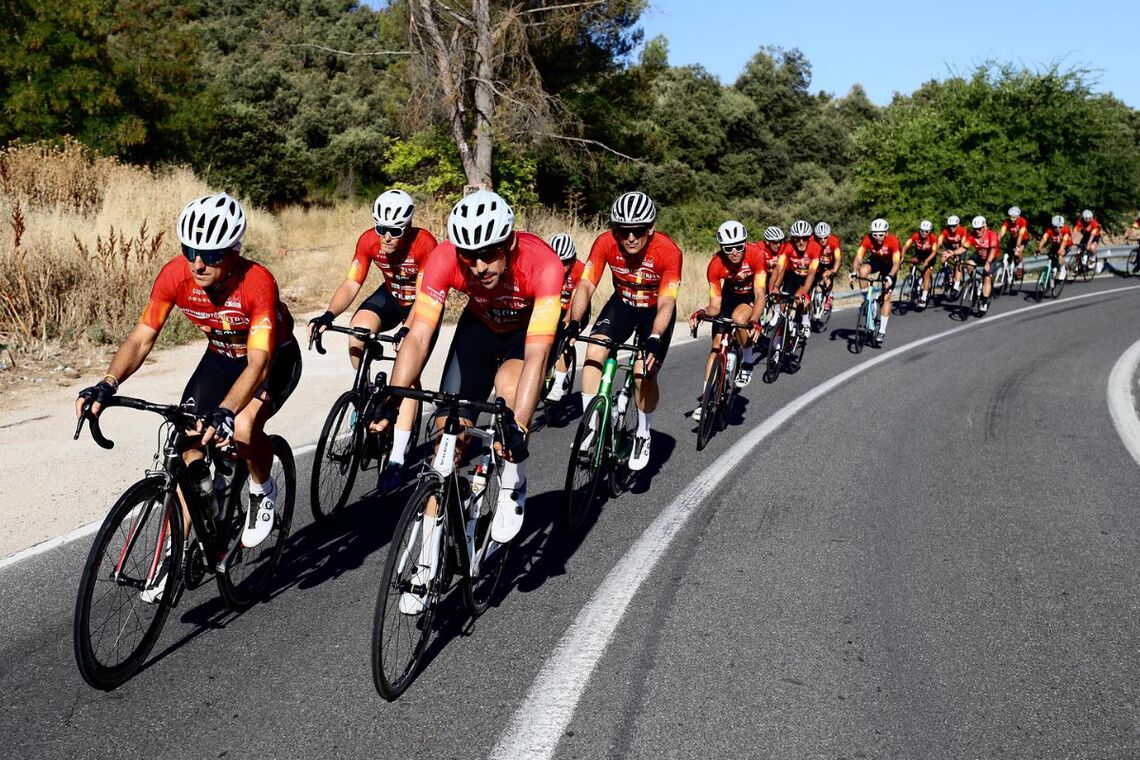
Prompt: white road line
<box><xmin>490</xmin><ymin>284</ymin><xmax>1140</xmax><ymax>760</ymax></box>
<box><xmin>1107</xmin><ymin>337</ymin><xmax>1140</xmax><ymax>467</ymax></box>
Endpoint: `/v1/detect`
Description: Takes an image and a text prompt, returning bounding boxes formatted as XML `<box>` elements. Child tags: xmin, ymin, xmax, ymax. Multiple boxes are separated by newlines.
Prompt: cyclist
<box><xmin>568</xmin><ymin>191</ymin><xmax>682</xmax><ymax>472</ymax></box>
<box><xmin>1039</xmin><ymin>215</ymin><xmax>1072</xmax><ymax>282</ymax></box>
<box><xmin>850</xmin><ymin>218</ymin><xmax>901</xmax><ymax>345</ymax></box>
<box><xmin>373</xmin><ymin>190</ymin><xmax>561</xmax><ymax>611</ymax></box>
<box><xmin>545</xmin><ymin>233</ymin><xmax>586</xmax><ymax>403</ymax></box>
<box><xmin>901</xmin><ymin>219</ymin><xmax>938</xmax><ymax>308</ymax></box>
<box><xmin>308</xmin><ymin>189</ymin><xmax>438</xmax><ymax>490</ymax></box>
<box><xmin>939</xmin><ymin>214</ymin><xmax>970</xmax><ymax>297</ymax></box>
<box><xmin>963</xmin><ymin>216</ymin><xmax>1000</xmax><ymax>314</ymax></box>
<box><xmin>998</xmin><ymin>206</ymin><xmax>1030</xmax><ymax>273</ymax></box>
<box><xmin>76</xmin><ymin>193</ymin><xmax>302</xmax><ymax>554</ymax></box>
<box><xmin>689</xmin><ymin>220</ymin><xmax>767</xmax><ymax>420</ymax></box>
<box><xmin>760</xmin><ymin>225</ymin><xmax>785</xmax><ymax>286</ymax></box>
<box><xmin>1072</xmin><ymin>209</ymin><xmax>1102</xmax><ymax>265</ymax></box>
<box><xmin>769</xmin><ymin>220</ymin><xmax>820</xmax><ymax>345</ymax></box>
<box><xmin>812</xmin><ymin>221</ymin><xmax>843</xmax><ymax>312</ymax></box>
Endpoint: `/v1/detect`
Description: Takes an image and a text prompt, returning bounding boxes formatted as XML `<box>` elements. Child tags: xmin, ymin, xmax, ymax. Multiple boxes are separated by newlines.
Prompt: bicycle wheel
<box><xmin>814</xmin><ymin>289</ymin><xmax>833</xmax><ymax>332</ymax></box>
<box><xmin>1009</xmin><ymin>263</ymin><xmax>1022</xmax><ymax>295</ymax></box>
<box><xmin>310</xmin><ymin>390</ymin><xmax>363</xmax><ymax>521</ymax></box>
<box><xmin>789</xmin><ymin>323</ymin><xmax>808</xmax><ymax>369</ymax></box>
<box><xmin>372</xmin><ymin>477</ymin><xmax>446</xmax><ymax>700</ymax></box>
<box><xmin>957</xmin><ymin>278</ymin><xmax>973</xmax><ymax>321</ymax></box>
<box><xmin>1050</xmin><ymin>269</ymin><xmax>1067</xmax><ymax>299</ymax></box>
<box><xmin>765</xmin><ymin>317</ymin><xmax>786</xmax><ymax>378</ymax></box>
<box><xmin>563</xmin><ymin>395</ymin><xmax>607</xmax><ymax>531</ymax></box>
<box><xmin>1126</xmin><ymin>248</ymin><xmax>1140</xmax><ymax>277</ymax></box>
<box><xmin>609</xmin><ymin>385</ymin><xmax>640</xmax><ymax>497</ymax></box>
<box><xmin>1033</xmin><ymin>269</ymin><xmax>1047</xmax><ymax>301</ymax></box>
<box><xmin>463</xmin><ymin>461</ymin><xmax>510</xmax><ymax>618</ymax></box>
<box><xmin>74</xmin><ymin>477</ymin><xmax>184</xmax><ymax>690</ymax></box>
<box><xmin>897</xmin><ymin>271</ymin><xmax>914</xmax><ymax>310</ymax></box>
<box><xmin>696</xmin><ymin>355</ymin><xmax>724</xmax><ymax>451</ymax></box>
<box><xmin>217</xmin><ymin>435</ymin><xmax>295</xmax><ymax>610</ymax></box>
<box><xmin>852</xmin><ymin>305</ymin><xmax>867</xmax><ymax>355</ymax></box>
<box><xmin>1082</xmin><ymin>254</ymin><xmax>1096</xmax><ymax>282</ymax></box>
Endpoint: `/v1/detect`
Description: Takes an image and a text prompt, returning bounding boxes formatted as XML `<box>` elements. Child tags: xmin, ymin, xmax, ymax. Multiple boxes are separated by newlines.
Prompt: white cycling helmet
<box><xmin>610</xmin><ymin>191</ymin><xmax>656</xmax><ymax>225</ymax></box>
<box><xmin>763</xmin><ymin>226</ymin><xmax>785</xmax><ymax>242</ymax></box>
<box><xmin>548</xmin><ymin>233</ymin><xmax>577</xmax><ymax>262</ymax></box>
<box><xmin>814</xmin><ymin>221</ymin><xmax>831</xmax><ymax>239</ymax></box>
<box><xmin>1008</xmin><ymin>206</ymin><xmax>1021</xmax><ymax>218</ymax></box>
<box><xmin>790</xmin><ymin>219</ymin><xmax>812</xmax><ymax>238</ymax></box>
<box><xmin>972</xmin><ymin>215</ymin><xmax>986</xmax><ymax>229</ymax></box>
<box><xmin>177</xmin><ymin>192</ymin><xmax>247</xmax><ymax>252</ymax></box>
<box><xmin>448</xmin><ymin>189</ymin><xmax>514</xmax><ymax>249</ymax></box>
<box><xmin>1052</xmin><ymin>214</ymin><xmax>1065</xmax><ymax>227</ymax></box>
<box><xmin>716</xmin><ymin>220</ymin><xmax>748</xmax><ymax>246</ymax></box>
<box><xmin>372</xmin><ymin>189</ymin><xmax>415</xmax><ymax>228</ymax></box>
<box><xmin>919</xmin><ymin>220</ymin><xmax>933</xmax><ymax>233</ymax></box>
<box><xmin>947</xmin><ymin>215</ymin><xmax>961</xmax><ymax>227</ymax></box>
<box><xmin>1081</xmin><ymin>209</ymin><xmax>1093</xmax><ymax>221</ymax></box>
<box><xmin>870</xmin><ymin>218</ymin><xmax>889</xmax><ymax>234</ymax></box>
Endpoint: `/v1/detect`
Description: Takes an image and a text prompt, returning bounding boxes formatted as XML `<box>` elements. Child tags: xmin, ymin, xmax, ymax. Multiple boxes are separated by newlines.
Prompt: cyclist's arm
<box><xmin>750</xmin><ymin>272</ymin><xmax>767</xmax><ymax>323</ymax></box>
<box><xmin>514</xmin><ymin>291</ymin><xmax>562</xmax><ymax>431</ymax></box>
<box><xmin>889</xmin><ymin>251</ymin><xmax>902</xmax><ymax>278</ymax></box>
<box><xmin>851</xmin><ymin>245</ymin><xmax>866</xmax><ymax>271</ymax></box>
<box><xmin>770</xmin><ymin>255</ymin><xmax>788</xmax><ymax>291</ymax></box>
<box><xmin>800</xmin><ymin>260</ymin><xmax>819</xmax><ymax>295</ymax></box>
<box><xmin>217</xmin><ymin>348</ymin><xmax>270</xmax><ymax>416</ymax></box>
<box><xmin>705</xmin><ymin>294</ymin><xmax>723</xmax><ymax>318</ymax></box>
<box><xmin>901</xmin><ymin>238</ymin><xmax>914</xmax><ymax>255</ymax></box>
<box><xmin>828</xmin><ymin>245</ymin><xmax>843</xmax><ymax>275</ymax></box>
<box><xmin>324</xmin><ymin>278</ymin><xmax>364</xmax><ymax>319</ymax></box>
<box><xmin>103</xmin><ymin>323</ymin><xmax>160</xmax><ymax>390</ymax></box>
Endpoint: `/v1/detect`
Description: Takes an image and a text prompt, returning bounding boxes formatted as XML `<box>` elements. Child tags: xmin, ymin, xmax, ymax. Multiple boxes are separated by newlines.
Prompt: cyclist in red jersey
<box><xmin>309</xmin><ymin>189</ymin><xmax>438</xmax><ymax>489</ymax></box>
<box><xmin>812</xmin><ymin>221</ymin><xmax>843</xmax><ymax>304</ymax></box>
<box><xmin>689</xmin><ymin>220</ymin><xmax>767</xmax><ymax>418</ymax></box>
<box><xmin>1073</xmin><ymin>209</ymin><xmax>1102</xmax><ymax>264</ymax></box>
<box><xmin>760</xmin><ymin>226</ymin><xmax>785</xmax><ymax>290</ymax></box>
<box><xmin>568</xmin><ymin>191</ymin><xmax>682</xmax><ymax>472</ymax></box>
<box><xmin>545</xmin><ymin>233</ymin><xmax>587</xmax><ymax>403</ymax></box>
<box><xmin>963</xmin><ymin>215</ymin><xmax>1000</xmax><ymax>314</ymax></box>
<box><xmin>770</xmin><ymin>220</ymin><xmax>820</xmax><ymax>345</ymax></box>
<box><xmin>902</xmin><ymin>219</ymin><xmax>938</xmax><ymax>308</ymax></box>
<box><xmin>374</xmin><ymin>191</ymin><xmax>561</xmax><ymax>588</ymax></box>
<box><xmin>76</xmin><ymin>193</ymin><xmax>301</xmax><ymax>551</ymax></box>
<box><xmin>938</xmin><ymin>215</ymin><xmax>970</xmax><ymax>298</ymax></box>
<box><xmin>850</xmin><ymin>218</ymin><xmax>901</xmax><ymax>344</ymax></box>
<box><xmin>1039</xmin><ymin>215</ymin><xmax>1072</xmax><ymax>281</ymax></box>
<box><xmin>998</xmin><ymin>206</ymin><xmax>1031</xmax><ymax>271</ymax></box>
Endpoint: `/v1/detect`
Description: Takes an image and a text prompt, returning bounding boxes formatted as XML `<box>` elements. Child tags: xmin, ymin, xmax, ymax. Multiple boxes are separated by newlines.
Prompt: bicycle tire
<box><xmin>217</xmin><ymin>435</ymin><xmax>295</xmax><ymax>610</ymax></box>
<box><xmin>852</xmin><ymin>303</ymin><xmax>867</xmax><ymax>355</ymax></box>
<box><xmin>74</xmin><ymin>477</ymin><xmax>184</xmax><ymax>690</ymax></box>
<box><xmin>696</xmin><ymin>355</ymin><xmax>724</xmax><ymax>451</ymax></box>
<box><xmin>563</xmin><ymin>395</ymin><xmax>607</xmax><ymax>531</ymax></box>
<box><xmin>1125</xmin><ymin>248</ymin><xmax>1140</xmax><ymax>278</ymax></box>
<box><xmin>898</xmin><ymin>271</ymin><xmax>914</xmax><ymax>310</ymax></box>
<box><xmin>609</xmin><ymin>384</ymin><xmax>640</xmax><ymax>497</ymax></box>
<box><xmin>1033</xmin><ymin>270</ymin><xmax>1046</xmax><ymax>301</ymax></box>
<box><xmin>814</xmin><ymin>290</ymin><xmax>833</xmax><ymax>333</ymax></box>
<box><xmin>1050</xmin><ymin>269</ymin><xmax>1066</xmax><ymax>299</ymax></box>
<box><xmin>717</xmin><ymin>348</ymin><xmax>740</xmax><ymax>432</ymax></box>
<box><xmin>1082</xmin><ymin>254</ymin><xmax>1096</xmax><ymax>283</ymax></box>
<box><xmin>789</xmin><ymin>324</ymin><xmax>808</xmax><ymax>370</ymax></box>
<box><xmin>958</xmin><ymin>279</ymin><xmax>973</xmax><ymax>321</ymax></box>
<box><xmin>372</xmin><ymin>476</ymin><xmax>446</xmax><ymax>700</ymax></box>
<box><xmin>463</xmin><ymin>460</ymin><xmax>510</xmax><ymax>617</ymax></box>
<box><xmin>765</xmin><ymin>316</ymin><xmax>786</xmax><ymax>379</ymax></box>
<box><xmin>310</xmin><ymin>390</ymin><xmax>363</xmax><ymax>521</ymax></box>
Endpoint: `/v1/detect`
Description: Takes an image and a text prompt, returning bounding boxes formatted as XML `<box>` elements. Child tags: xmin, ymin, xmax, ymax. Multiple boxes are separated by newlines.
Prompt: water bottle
<box><xmin>188</xmin><ymin>459</ymin><xmax>214</xmax><ymax>503</ymax></box>
<box><xmin>615</xmin><ymin>388</ymin><xmax>629</xmax><ymax>416</ymax></box>
<box><xmin>212</xmin><ymin>453</ymin><xmax>236</xmax><ymax>514</ymax></box>
<box><xmin>470</xmin><ymin>455</ymin><xmax>489</xmax><ymax>517</ymax></box>
<box><xmin>725</xmin><ymin>350</ymin><xmax>738</xmax><ymax>376</ymax></box>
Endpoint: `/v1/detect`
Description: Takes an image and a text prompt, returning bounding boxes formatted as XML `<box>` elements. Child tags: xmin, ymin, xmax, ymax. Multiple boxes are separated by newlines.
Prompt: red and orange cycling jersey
<box><xmin>760</xmin><ymin>243</ymin><xmax>782</xmax><ymax>273</ymax></box>
<box><xmin>907</xmin><ymin>231</ymin><xmax>938</xmax><ymax>255</ymax></box>
<box><xmin>939</xmin><ymin>225</ymin><xmax>969</xmax><ymax>250</ymax></box>
<box><xmin>1042</xmin><ymin>226</ymin><xmax>1072</xmax><ymax>253</ymax></box>
<box><xmin>780</xmin><ymin>238</ymin><xmax>822</xmax><ymax>277</ymax></box>
<box><xmin>859</xmin><ymin>234</ymin><xmax>902</xmax><ymax>260</ymax></box>
<box><xmin>1073</xmin><ymin>218</ymin><xmax>1102</xmax><ymax>242</ymax></box>
<box><xmin>966</xmin><ymin>229</ymin><xmax>1000</xmax><ymax>259</ymax></box>
<box><xmin>413</xmin><ymin>232</ymin><xmax>562</xmax><ymax>345</ymax></box>
<box><xmin>817</xmin><ymin>234</ymin><xmax>842</xmax><ymax>267</ymax></box>
<box><xmin>707</xmin><ymin>242</ymin><xmax>767</xmax><ymax>298</ymax></box>
<box><xmin>560</xmin><ymin>260</ymin><xmax>585</xmax><ymax>312</ymax></box>
<box><xmin>140</xmin><ymin>257</ymin><xmax>294</xmax><ymax>359</ymax></box>
<box><xmin>583</xmin><ymin>231</ymin><xmax>683</xmax><ymax>309</ymax></box>
<box><xmin>999</xmin><ymin>217</ymin><xmax>1030</xmax><ymax>242</ymax></box>
<box><xmin>346</xmin><ymin>227</ymin><xmax>438</xmax><ymax>307</ymax></box>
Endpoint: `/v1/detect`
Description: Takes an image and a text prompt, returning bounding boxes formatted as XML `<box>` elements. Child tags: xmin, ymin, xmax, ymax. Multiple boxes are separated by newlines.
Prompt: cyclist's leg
<box><xmin>351</xmin><ymin>286</ymin><xmax>403</xmax><ymax>368</ymax></box>
<box><xmin>489</xmin><ymin>332</ymin><xmax>529</xmax><ymax>541</ymax></box>
<box><xmin>582</xmin><ymin>297</ymin><xmax>634</xmax><ymax>408</ymax></box>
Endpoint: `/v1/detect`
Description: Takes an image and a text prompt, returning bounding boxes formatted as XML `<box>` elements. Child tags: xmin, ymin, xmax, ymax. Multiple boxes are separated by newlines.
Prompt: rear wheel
<box><xmin>765</xmin><ymin>315</ymin><xmax>786</xmax><ymax>379</ymax></box>
<box><xmin>696</xmin><ymin>355</ymin><xmax>724</xmax><ymax>451</ymax></box>
<box><xmin>609</xmin><ymin>385</ymin><xmax>640</xmax><ymax>497</ymax></box>
<box><xmin>310</xmin><ymin>391</ymin><xmax>363</xmax><ymax>521</ymax></box>
<box><xmin>1125</xmin><ymin>248</ymin><xmax>1140</xmax><ymax>277</ymax></box>
<box><xmin>563</xmin><ymin>396</ymin><xmax>607</xmax><ymax>532</ymax></box>
<box><xmin>897</xmin><ymin>270</ymin><xmax>915</xmax><ymax>310</ymax></box>
<box><xmin>1034</xmin><ymin>269</ymin><xmax>1047</xmax><ymax>301</ymax></box>
<box><xmin>74</xmin><ymin>478</ymin><xmax>183</xmax><ymax>691</ymax></box>
<box><xmin>957</xmin><ymin>277</ymin><xmax>974</xmax><ymax>321</ymax></box>
<box><xmin>1082</xmin><ymin>252</ymin><xmax>1096</xmax><ymax>282</ymax></box>
<box><xmin>217</xmin><ymin>435</ymin><xmax>295</xmax><ymax>610</ymax></box>
<box><xmin>1050</xmin><ymin>268</ymin><xmax>1067</xmax><ymax>299</ymax></box>
<box><xmin>852</xmin><ymin>304</ymin><xmax>867</xmax><ymax>355</ymax></box>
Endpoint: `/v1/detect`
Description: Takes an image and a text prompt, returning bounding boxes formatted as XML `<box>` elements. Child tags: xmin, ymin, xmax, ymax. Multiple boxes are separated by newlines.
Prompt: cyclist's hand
<box><xmin>883</xmin><ymin>274</ymin><xmax>895</xmax><ymax>290</ymax></box>
<box><xmin>565</xmin><ymin>319</ymin><xmax>582</xmax><ymax>342</ymax></box>
<box><xmin>76</xmin><ymin>379</ymin><xmax>116</xmax><ymax>419</ymax></box>
<box><xmin>201</xmin><ymin>407</ymin><xmax>235</xmax><ymax>448</ymax></box>
<box><xmin>392</xmin><ymin>325</ymin><xmax>410</xmax><ymax>350</ymax></box>
<box><xmin>643</xmin><ymin>335</ymin><xmax>662</xmax><ymax>375</ymax></box>
<box><xmin>689</xmin><ymin>308</ymin><xmax>705</xmax><ymax>336</ymax></box>
<box><xmin>308</xmin><ymin>310</ymin><xmax>334</xmax><ymax>341</ymax></box>
<box><xmin>795</xmin><ymin>287</ymin><xmax>808</xmax><ymax>301</ymax></box>
<box><xmin>748</xmin><ymin>321</ymin><xmax>762</xmax><ymax>341</ymax></box>
<box><xmin>368</xmin><ymin>397</ymin><xmax>398</xmax><ymax>435</ymax></box>
<box><xmin>500</xmin><ymin>420</ymin><xmax>529</xmax><ymax>463</ymax></box>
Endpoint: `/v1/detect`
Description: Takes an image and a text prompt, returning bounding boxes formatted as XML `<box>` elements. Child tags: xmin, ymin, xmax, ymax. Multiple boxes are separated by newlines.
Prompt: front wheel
<box><xmin>464</xmin><ymin>462</ymin><xmax>510</xmax><ymax>617</ymax></box>
<box><xmin>74</xmin><ymin>477</ymin><xmax>184</xmax><ymax>691</ymax></box>
<box><xmin>310</xmin><ymin>390</ymin><xmax>363</xmax><ymax>521</ymax></box>
<box><xmin>217</xmin><ymin>435</ymin><xmax>295</xmax><ymax>610</ymax></box>
<box><xmin>1050</xmin><ymin>269</ymin><xmax>1067</xmax><ymax>299</ymax></box>
<box><xmin>766</xmin><ymin>316</ymin><xmax>786</xmax><ymax>379</ymax></box>
<box><xmin>957</xmin><ymin>278</ymin><xmax>974</xmax><ymax>321</ymax></box>
<box><xmin>1082</xmin><ymin>254</ymin><xmax>1096</xmax><ymax>282</ymax></box>
<box><xmin>1125</xmin><ymin>248</ymin><xmax>1140</xmax><ymax>278</ymax></box>
<box><xmin>1034</xmin><ymin>270</ymin><xmax>1047</xmax><ymax>302</ymax></box>
<box><xmin>563</xmin><ymin>396</ymin><xmax>607</xmax><ymax>531</ymax></box>
<box><xmin>696</xmin><ymin>355</ymin><xmax>724</xmax><ymax>451</ymax></box>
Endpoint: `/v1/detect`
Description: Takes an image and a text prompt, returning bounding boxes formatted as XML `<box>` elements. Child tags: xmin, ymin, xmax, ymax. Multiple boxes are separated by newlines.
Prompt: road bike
<box><xmin>562</xmin><ymin>335</ymin><xmax>643</xmax><ymax>532</ymax></box>
<box><xmin>809</xmin><ymin>274</ymin><xmax>835</xmax><ymax>332</ymax></box>
<box><xmin>1069</xmin><ymin>243</ymin><xmax>1098</xmax><ymax>283</ymax></box>
<box><xmin>895</xmin><ymin>259</ymin><xmax>929</xmax><ymax>312</ymax></box>
<box><xmin>763</xmin><ymin>292</ymin><xmax>808</xmax><ymax>382</ymax></box>
<box><xmin>371</xmin><ymin>389</ymin><xmax>513</xmax><ymax>700</ymax></box>
<box><xmin>954</xmin><ymin>259</ymin><xmax>990</xmax><ymax>321</ymax></box>
<box><xmin>1033</xmin><ymin>253</ymin><xmax>1066</xmax><ymax>301</ymax></box>
<box><xmin>850</xmin><ymin>274</ymin><xmax>885</xmax><ymax>352</ymax></box>
<box><xmin>1124</xmin><ymin>243</ymin><xmax>1140</xmax><ymax>277</ymax></box>
<box><xmin>72</xmin><ymin>396</ymin><xmax>295</xmax><ymax>690</ymax></box>
<box><xmin>308</xmin><ymin>325</ymin><xmax>420</xmax><ymax>521</ymax></box>
<box><xmin>691</xmin><ymin>314</ymin><xmax>750</xmax><ymax>451</ymax></box>
<box><xmin>992</xmin><ymin>251</ymin><xmax>1023</xmax><ymax>297</ymax></box>
<box><xmin>930</xmin><ymin>254</ymin><xmax>961</xmax><ymax>303</ymax></box>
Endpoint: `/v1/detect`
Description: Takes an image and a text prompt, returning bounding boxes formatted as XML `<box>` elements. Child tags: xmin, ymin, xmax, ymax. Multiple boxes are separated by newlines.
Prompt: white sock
<box><xmin>743</xmin><ymin>346</ymin><xmax>754</xmax><ymax>365</ymax></box>
<box><xmin>637</xmin><ymin>410</ymin><xmax>653</xmax><ymax>436</ymax></box>
<box><xmin>553</xmin><ymin>369</ymin><xmax>567</xmax><ymax>389</ymax></box>
<box><xmin>879</xmin><ymin>315</ymin><xmax>889</xmax><ymax>335</ymax></box>
<box><xmin>390</xmin><ymin>428</ymin><xmax>411</xmax><ymax>465</ymax></box>
<box><xmin>500</xmin><ymin>460</ymin><xmax>525</xmax><ymax>490</ymax></box>
<box><xmin>249</xmin><ymin>476</ymin><xmax>276</xmax><ymax>501</ymax></box>
<box><xmin>801</xmin><ymin>314</ymin><xmax>810</xmax><ymax>328</ymax></box>
<box><xmin>417</xmin><ymin>515</ymin><xmax>443</xmax><ymax>568</ymax></box>
<box><xmin>581</xmin><ymin>392</ymin><xmax>595</xmax><ymax>413</ymax></box>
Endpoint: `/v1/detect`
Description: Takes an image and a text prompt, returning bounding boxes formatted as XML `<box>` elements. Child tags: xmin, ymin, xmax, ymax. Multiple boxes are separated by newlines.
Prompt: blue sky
<box><xmin>638</xmin><ymin>0</ymin><xmax>1139</xmax><ymax>107</ymax></box>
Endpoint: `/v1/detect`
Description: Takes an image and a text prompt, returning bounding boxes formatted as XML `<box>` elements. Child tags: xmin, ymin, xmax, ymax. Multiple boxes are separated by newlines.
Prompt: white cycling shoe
<box><xmin>628</xmin><ymin>432</ymin><xmax>651</xmax><ymax>471</ymax></box>
<box><xmin>690</xmin><ymin>404</ymin><xmax>703</xmax><ymax>422</ymax></box>
<box><xmin>241</xmin><ymin>493</ymin><xmax>275</xmax><ymax>548</ymax></box>
<box><xmin>735</xmin><ymin>366</ymin><xmax>753</xmax><ymax>388</ymax></box>
<box><xmin>491</xmin><ymin>480</ymin><xmax>526</xmax><ymax>543</ymax></box>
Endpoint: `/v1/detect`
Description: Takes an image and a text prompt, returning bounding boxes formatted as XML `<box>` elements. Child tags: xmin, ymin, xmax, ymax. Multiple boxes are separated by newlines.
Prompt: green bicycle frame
<box><xmin>588</xmin><ymin>351</ymin><xmax>636</xmax><ymax>469</ymax></box>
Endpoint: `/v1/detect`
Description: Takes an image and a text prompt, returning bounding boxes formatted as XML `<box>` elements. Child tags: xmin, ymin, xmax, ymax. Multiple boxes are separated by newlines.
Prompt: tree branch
<box><xmin>520</xmin><ymin>0</ymin><xmax>607</xmax><ymax>15</ymax></box>
<box><xmin>537</xmin><ymin>132</ymin><xmax>645</xmax><ymax>163</ymax></box>
<box><xmin>272</xmin><ymin>42</ymin><xmax>411</xmax><ymax>57</ymax></box>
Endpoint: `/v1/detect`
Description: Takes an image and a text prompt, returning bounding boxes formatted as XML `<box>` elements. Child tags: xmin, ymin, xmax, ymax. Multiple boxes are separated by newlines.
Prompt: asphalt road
<box><xmin>3</xmin><ymin>275</ymin><xmax>1139</xmax><ymax>759</ymax></box>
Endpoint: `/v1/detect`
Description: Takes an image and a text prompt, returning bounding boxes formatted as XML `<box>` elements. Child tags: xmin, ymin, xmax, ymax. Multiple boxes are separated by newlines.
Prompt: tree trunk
<box><xmin>471</xmin><ymin>0</ymin><xmax>495</xmax><ymax>187</ymax></box>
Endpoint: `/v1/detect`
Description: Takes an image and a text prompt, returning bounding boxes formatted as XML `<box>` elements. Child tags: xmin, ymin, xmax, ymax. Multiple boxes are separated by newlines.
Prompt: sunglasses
<box><xmin>181</xmin><ymin>244</ymin><xmax>233</xmax><ymax>266</ymax></box>
<box><xmin>612</xmin><ymin>224</ymin><xmax>651</xmax><ymax>239</ymax></box>
<box><xmin>456</xmin><ymin>242</ymin><xmax>508</xmax><ymax>264</ymax></box>
<box><xmin>871</xmin><ymin>233</ymin><xmax>886</xmax><ymax>241</ymax></box>
<box><xmin>375</xmin><ymin>225</ymin><xmax>406</xmax><ymax>239</ymax></box>
<box><xmin>720</xmin><ymin>243</ymin><xmax>745</xmax><ymax>254</ymax></box>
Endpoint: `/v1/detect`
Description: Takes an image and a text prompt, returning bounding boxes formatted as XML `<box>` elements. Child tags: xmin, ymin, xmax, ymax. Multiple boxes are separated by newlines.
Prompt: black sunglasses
<box><xmin>181</xmin><ymin>243</ymin><xmax>233</xmax><ymax>266</ymax></box>
<box><xmin>456</xmin><ymin>242</ymin><xmax>508</xmax><ymax>264</ymax></box>
<box><xmin>720</xmin><ymin>243</ymin><xmax>745</xmax><ymax>254</ymax></box>
<box><xmin>612</xmin><ymin>224</ymin><xmax>651</xmax><ymax>239</ymax></box>
<box><xmin>375</xmin><ymin>225</ymin><xmax>406</xmax><ymax>239</ymax></box>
